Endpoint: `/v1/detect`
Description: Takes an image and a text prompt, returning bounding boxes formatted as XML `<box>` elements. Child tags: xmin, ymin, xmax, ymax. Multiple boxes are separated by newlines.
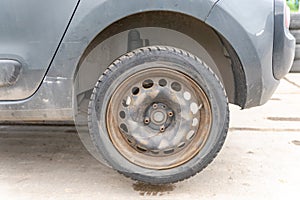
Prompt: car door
<box><xmin>0</xmin><ymin>0</ymin><xmax>79</xmax><ymax>100</ymax></box>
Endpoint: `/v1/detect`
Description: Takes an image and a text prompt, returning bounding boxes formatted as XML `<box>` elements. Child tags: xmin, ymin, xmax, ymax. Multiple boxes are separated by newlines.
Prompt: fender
<box><xmin>47</xmin><ymin>0</ymin><xmax>219</xmax><ymax>79</ymax></box>
<box><xmin>206</xmin><ymin>0</ymin><xmax>278</xmax><ymax>108</ymax></box>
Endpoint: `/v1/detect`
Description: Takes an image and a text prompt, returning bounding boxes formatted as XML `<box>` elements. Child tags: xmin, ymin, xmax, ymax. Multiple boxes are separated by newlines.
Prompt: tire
<box><xmin>290</xmin><ymin>13</ymin><xmax>300</xmax><ymax>30</ymax></box>
<box><xmin>290</xmin><ymin>29</ymin><xmax>300</xmax><ymax>44</ymax></box>
<box><xmin>88</xmin><ymin>46</ymin><xmax>229</xmax><ymax>184</ymax></box>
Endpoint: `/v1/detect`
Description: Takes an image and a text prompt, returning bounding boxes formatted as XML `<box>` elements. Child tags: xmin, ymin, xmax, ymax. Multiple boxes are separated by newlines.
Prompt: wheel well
<box><xmin>75</xmin><ymin>11</ymin><xmax>246</xmax><ymax>107</ymax></box>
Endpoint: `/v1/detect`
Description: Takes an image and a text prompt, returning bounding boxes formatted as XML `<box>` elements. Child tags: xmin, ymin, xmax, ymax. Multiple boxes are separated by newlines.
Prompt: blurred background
<box><xmin>288</xmin><ymin>0</ymin><xmax>300</xmax><ymax>72</ymax></box>
<box><xmin>287</xmin><ymin>0</ymin><xmax>299</xmax><ymax>12</ymax></box>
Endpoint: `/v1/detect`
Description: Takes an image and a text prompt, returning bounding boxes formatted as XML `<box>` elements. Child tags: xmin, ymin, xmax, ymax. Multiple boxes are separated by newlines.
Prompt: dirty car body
<box><xmin>0</xmin><ymin>0</ymin><xmax>295</xmax><ymax>184</ymax></box>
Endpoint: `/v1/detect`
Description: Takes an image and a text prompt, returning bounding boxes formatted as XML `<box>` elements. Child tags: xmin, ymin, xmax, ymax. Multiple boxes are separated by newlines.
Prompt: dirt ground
<box><xmin>0</xmin><ymin>74</ymin><xmax>300</xmax><ymax>200</ymax></box>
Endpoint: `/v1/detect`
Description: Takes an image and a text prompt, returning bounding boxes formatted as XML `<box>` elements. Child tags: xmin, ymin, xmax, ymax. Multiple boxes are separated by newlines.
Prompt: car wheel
<box><xmin>88</xmin><ymin>46</ymin><xmax>229</xmax><ymax>184</ymax></box>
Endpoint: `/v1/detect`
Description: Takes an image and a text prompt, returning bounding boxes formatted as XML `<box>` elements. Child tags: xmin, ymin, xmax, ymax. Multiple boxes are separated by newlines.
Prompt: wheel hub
<box><xmin>152</xmin><ymin>111</ymin><xmax>165</xmax><ymax>124</ymax></box>
<box><xmin>145</xmin><ymin>103</ymin><xmax>173</xmax><ymax>132</ymax></box>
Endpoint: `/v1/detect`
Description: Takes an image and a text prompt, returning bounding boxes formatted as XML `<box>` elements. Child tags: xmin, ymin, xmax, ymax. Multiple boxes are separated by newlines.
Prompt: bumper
<box><xmin>206</xmin><ymin>0</ymin><xmax>285</xmax><ymax>109</ymax></box>
<box><xmin>273</xmin><ymin>0</ymin><xmax>296</xmax><ymax>80</ymax></box>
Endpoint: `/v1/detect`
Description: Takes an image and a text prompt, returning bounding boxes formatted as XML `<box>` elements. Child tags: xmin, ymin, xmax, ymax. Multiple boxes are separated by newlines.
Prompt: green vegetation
<box><xmin>287</xmin><ymin>0</ymin><xmax>299</xmax><ymax>12</ymax></box>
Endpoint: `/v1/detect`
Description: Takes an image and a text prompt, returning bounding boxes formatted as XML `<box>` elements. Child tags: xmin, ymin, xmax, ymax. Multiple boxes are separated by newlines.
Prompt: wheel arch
<box><xmin>74</xmin><ymin>11</ymin><xmax>247</xmax><ymax>107</ymax></box>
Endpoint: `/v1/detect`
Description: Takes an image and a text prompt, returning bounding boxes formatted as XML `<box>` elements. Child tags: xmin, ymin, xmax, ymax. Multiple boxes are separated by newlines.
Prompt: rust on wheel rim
<box><xmin>106</xmin><ymin>68</ymin><xmax>212</xmax><ymax>170</ymax></box>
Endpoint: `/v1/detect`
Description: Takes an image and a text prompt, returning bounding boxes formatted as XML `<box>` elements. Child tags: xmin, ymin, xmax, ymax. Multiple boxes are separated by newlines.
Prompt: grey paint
<box><xmin>0</xmin><ymin>0</ymin><xmax>79</xmax><ymax>100</ymax></box>
<box><xmin>0</xmin><ymin>0</ymin><xmax>219</xmax><ymax>120</ymax></box>
<box><xmin>48</xmin><ymin>0</ymin><xmax>219</xmax><ymax>80</ymax></box>
<box><xmin>206</xmin><ymin>0</ymin><xmax>278</xmax><ymax>107</ymax></box>
<box><xmin>273</xmin><ymin>0</ymin><xmax>295</xmax><ymax>79</ymax></box>
<box><xmin>0</xmin><ymin>0</ymin><xmax>293</xmax><ymax>121</ymax></box>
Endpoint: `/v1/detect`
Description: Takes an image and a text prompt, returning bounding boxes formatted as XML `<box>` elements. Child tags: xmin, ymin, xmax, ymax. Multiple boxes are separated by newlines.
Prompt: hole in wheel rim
<box><xmin>120</xmin><ymin>123</ymin><xmax>128</xmax><ymax>133</ymax></box>
<box><xmin>142</xmin><ymin>79</ymin><xmax>154</xmax><ymax>89</ymax></box>
<box><xmin>171</xmin><ymin>82</ymin><xmax>182</xmax><ymax>92</ymax></box>
<box><xmin>159</xmin><ymin>79</ymin><xmax>167</xmax><ymax>87</ymax></box>
<box><xmin>119</xmin><ymin>111</ymin><xmax>126</xmax><ymax>119</ymax></box>
<box><xmin>132</xmin><ymin>87</ymin><xmax>140</xmax><ymax>95</ymax></box>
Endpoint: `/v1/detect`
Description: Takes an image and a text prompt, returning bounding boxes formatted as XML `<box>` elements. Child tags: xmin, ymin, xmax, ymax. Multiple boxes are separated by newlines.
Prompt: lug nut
<box><xmin>153</xmin><ymin>104</ymin><xmax>158</xmax><ymax>109</ymax></box>
<box><xmin>168</xmin><ymin>111</ymin><xmax>173</xmax><ymax>117</ymax></box>
<box><xmin>160</xmin><ymin>126</ymin><xmax>165</xmax><ymax>132</ymax></box>
<box><xmin>144</xmin><ymin>117</ymin><xmax>150</xmax><ymax>124</ymax></box>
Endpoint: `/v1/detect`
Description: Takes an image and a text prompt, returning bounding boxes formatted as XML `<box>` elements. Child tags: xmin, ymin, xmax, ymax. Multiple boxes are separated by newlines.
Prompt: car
<box><xmin>0</xmin><ymin>0</ymin><xmax>295</xmax><ymax>184</ymax></box>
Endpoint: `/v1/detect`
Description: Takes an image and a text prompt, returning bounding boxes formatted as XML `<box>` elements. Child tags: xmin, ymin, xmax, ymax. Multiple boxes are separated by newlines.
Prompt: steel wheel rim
<box><xmin>106</xmin><ymin>68</ymin><xmax>212</xmax><ymax>169</ymax></box>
